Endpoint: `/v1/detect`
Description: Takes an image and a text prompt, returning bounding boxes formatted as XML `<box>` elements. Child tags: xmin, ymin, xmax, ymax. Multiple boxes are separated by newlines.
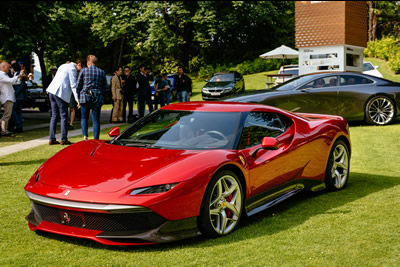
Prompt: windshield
<box><xmin>272</xmin><ymin>75</ymin><xmax>315</xmax><ymax>91</ymax></box>
<box><xmin>363</xmin><ymin>62</ymin><xmax>374</xmax><ymax>71</ymax></box>
<box><xmin>209</xmin><ymin>73</ymin><xmax>234</xmax><ymax>82</ymax></box>
<box><xmin>114</xmin><ymin>110</ymin><xmax>241</xmax><ymax>150</ymax></box>
<box><xmin>278</xmin><ymin>69</ymin><xmax>298</xmax><ymax>75</ymax></box>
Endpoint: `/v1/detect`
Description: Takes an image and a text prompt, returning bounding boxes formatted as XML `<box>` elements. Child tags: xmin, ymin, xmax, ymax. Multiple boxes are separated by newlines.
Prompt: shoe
<box><xmin>49</xmin><ymin>140</ymin><xmax>60</xmax><ymax>145</ymax></box>
<box><xmin>1</xmin><ymin>131</ymin><xmax>15</xmax><ymax>137</ymax></box>
<box><xmin>60</xmin><ymin>140</ymin><xmax>73</xmax><ymax>145</ymax></box>
<box><xmin>67</xmin><ymin>125</ymin><xmax>74</xmax><ymax>130</ymax></box>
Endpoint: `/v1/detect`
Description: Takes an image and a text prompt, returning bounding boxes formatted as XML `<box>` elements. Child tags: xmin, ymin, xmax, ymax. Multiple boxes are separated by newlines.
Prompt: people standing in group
<box><xmin>136</xmin><ymin>65</ymin><xmax>153</xmax><ymax>118</ymax></box>
<box><xmin>76</xmin><ymin>55</ymin><xmax>107</xmax><ymax>140</ymax></box>
<box><xmin>46</xmin><ymin>60</ymin><xmax>84</xmax><ymax>145</ymax></box>
<box><xmin>10</xmin><ymin>63</ymin><xmax>27</xmax><ymax>133</ymax></box>
<box><xmin>111</xmin><ymin>66</ymin><xmax>124</xmax><ymax>123</ymax></box>
<box><xmin>121</xmin><ymin>66</ymin><xmax>136</xmax><ymax>123</ymax></box>
<box><xmin>0</xmin><ymin>62</ymin><xmax>24</xmax><ymax>136</ymax></box>
<box><xmin>174</xmin><ymin>67</ymin><xmax>192</xmax><ymax>102</ymax></box>
<box><xmin>154</xmin><ymin>73</ymin><xmax>169</xmax><ymax>109</ymax></box>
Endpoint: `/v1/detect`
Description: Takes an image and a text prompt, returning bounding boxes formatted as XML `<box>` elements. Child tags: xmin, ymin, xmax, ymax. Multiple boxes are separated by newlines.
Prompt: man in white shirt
<box><xmin>46</xmin><ymin>60</ymin><xmax>85</xmax><ymax>145</ymax></box>
<box><xmin>0</xmin><ymin>62</ymin><xmax>24</xmax><ymax>136</ymax></box>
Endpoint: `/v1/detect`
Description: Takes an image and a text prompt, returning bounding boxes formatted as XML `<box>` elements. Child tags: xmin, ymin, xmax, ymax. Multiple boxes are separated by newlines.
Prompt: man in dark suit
<box><xmin>121</xmin><ymin>66</ymin><xmax>137</xmax><ymax>122</ymax></box>
<box><xmin>136</xmin><ymin>65</ymin><xmax>153</xmax><ymax>118</ymax></box>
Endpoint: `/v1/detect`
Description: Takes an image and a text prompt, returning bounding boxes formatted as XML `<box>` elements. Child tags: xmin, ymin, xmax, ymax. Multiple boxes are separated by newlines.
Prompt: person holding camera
<box><xmin>0</xmin><ymin>62</ymin><xmax>24</xmax><ymax>136</ymax></box>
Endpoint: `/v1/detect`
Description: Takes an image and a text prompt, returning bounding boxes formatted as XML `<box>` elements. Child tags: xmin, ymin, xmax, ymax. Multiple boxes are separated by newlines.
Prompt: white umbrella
<box><xmin>259</xmin><ymin>45</ymin><xmax>298</xmax><ymax>60</ymax></box>
<box><xmin>259</xmin><ymin>45</ymin><xmax>299</xmax><ymax>85</ymax></box>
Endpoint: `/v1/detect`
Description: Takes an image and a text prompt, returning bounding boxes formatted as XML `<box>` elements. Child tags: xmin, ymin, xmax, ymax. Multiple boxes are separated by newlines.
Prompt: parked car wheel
<box><xmin>325</xmin><ymin>140</ymin><xmax>350</xmax><ymax>191</ymax></box>
<box><xmin>198</xmin><ymin>169</ymin><xmax>244</xmax><ymax>237</ymax></box>
<box><xmin>365</xmin><ymin>95</ymin><xmax>395</xmax><ymax>125</ymax></box>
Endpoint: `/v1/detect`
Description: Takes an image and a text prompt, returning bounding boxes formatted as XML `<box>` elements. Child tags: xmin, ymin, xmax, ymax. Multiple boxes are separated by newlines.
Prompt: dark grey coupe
<box><xmin>226</xmin><ymin>72</ymin><xmax>400</xmax><ymax>125</ymax></box>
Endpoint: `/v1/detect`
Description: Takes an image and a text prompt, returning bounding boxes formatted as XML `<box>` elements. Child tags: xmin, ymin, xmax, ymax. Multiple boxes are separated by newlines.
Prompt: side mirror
<box><xmin>375</xmin><ymin>65</ymin><xmax>379</xmax><ymax>69</ymax></box>
<box><xmin>250</xmin><ymin>137</ymin><xmax>280</xmax><ymax>157</ymax></box>
<box><xmin>205</xmin><ymin>79</ymin><xmax>209</xmax><ymax>82</ymax></box>
<box><xmin>108</xmin><ymin>127</ymin><xmax>120</xmax><ymax>137</ymax></box>
<box><xmin>261</xmin><ymin>137</ymin><xmax>280</xmax><ymax>150</ymax></box>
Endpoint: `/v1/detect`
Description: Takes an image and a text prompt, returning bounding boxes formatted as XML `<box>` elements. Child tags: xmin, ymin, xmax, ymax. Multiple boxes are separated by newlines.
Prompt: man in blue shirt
<box><xmin>76</xmin><ymin>55</ymin><xmax>107</xmax><ymax>140</ymax></box>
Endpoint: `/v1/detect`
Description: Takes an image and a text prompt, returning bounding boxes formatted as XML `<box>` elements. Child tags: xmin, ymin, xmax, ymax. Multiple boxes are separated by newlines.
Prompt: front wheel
<box><xmin>365</xmin><ymin>95</ymin><xmax>395</xmax><ymax>125</ymax></box>
<box><xmin>198</xmin><ymin>169</ymin><xmax>244</xmax><ymax>238</ymax></box>
<box><xmin>325</xmin><ymin>140</ymin><xmax>350</xmax><ymax>191</ymax></box>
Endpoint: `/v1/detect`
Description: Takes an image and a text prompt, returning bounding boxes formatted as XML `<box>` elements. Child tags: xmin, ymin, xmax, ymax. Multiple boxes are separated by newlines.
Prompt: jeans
<box><xmin>81</xmin><ymin>102</ymin><xmax>102</xmax><ymax>139</ymax></box>
<box><xmin>11</xmin><ymin>100</ymin><xmax>24</xmax><ymax>129</ymax></box>
<box><xmin>49</xmin><ymin>93</ymin><xmax>69</xmax><ymax>142</ymax></box>
<box><xmin>178</xmin><ymin>91</ymin><xmax>188</xmax><ymax>102</ymax></box>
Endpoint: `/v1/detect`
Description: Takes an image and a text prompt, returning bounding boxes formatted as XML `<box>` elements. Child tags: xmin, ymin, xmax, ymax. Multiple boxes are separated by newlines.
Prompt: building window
<box><xmin>310</xmin><ymin>53</ymin><xmax>338</xmax><ymax>59</ymax></box>
<box><xmin>346</xmin><ymin>54</ymin><xmax>360</xmax><ymax>67</ymax></box>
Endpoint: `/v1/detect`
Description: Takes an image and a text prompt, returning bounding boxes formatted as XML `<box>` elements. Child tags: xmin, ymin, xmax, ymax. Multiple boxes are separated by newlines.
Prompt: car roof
<box><xmin>162</xmin><ymin>101</ymin><xmax>285</xmax><ymax>113</ymax></box>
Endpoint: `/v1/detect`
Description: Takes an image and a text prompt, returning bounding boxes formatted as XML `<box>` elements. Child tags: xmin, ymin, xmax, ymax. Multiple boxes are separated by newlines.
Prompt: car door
<box><xmin>286</xmin><ymin>75</ymin><xmax>339</xmax><ymax>115</ymax></box>
<box><xmin>336</xmin><ymin>74</ymin><xmax>376</xmax><ymax>120</ymax></box>
<box><xmin>238</xmin><ymin>111</ymin><xmax>310</xmax><ymax>200</ymax></box>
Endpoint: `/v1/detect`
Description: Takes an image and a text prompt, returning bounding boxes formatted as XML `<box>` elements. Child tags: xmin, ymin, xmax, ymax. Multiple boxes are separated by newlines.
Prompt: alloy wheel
<box><xmin>329</xmin><ymin>144</ymin><xmax>349</xmax><ymax>189</ymax></box>
<box><xmin>367</xmin><ymin>96</ymin><xmax>395</xmax><ymax>125</ymax></box>
<box><xmin>208</xmin><ymin>175</ymin><xmax>242</xmax><ymax>235</ymax></box>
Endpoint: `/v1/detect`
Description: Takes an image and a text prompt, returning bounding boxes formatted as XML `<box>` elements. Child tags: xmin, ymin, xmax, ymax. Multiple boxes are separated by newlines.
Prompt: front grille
<box><xmin>31</xmin><ymin>202</ymin><xmax>166</xmax><ymax>232</ymax></box>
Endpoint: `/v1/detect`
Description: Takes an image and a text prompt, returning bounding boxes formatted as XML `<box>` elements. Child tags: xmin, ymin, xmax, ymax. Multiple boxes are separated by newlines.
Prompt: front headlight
<box><xmin>202</xmin><ymin>88</ymin><xmax>209</xmax><ymax>93</ymax></box>
<box><xmin>223</xmin><ymin>87</ymin><xmax>233</xmax><ymax>92</ymax></box>
<box><xmin>130</xmin><ymin>183</ymin><xmax>178</xmax><ymax>195</ymax></box>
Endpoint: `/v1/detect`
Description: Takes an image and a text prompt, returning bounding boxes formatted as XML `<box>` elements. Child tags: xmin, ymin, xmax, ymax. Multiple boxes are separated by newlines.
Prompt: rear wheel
<box><xmin>365</xmin><ymin>95</ymin><xmax>395</xmax><ymax>125</ymax></box>
<box><xmin>198</xmin><ymin>169</ymin><xmax>244</xmax><ymax>238</ymax></box>
<box><xmin>325</xmin><ymin>140</ymin><xmax>350</xmax><ymax>191</ymax></box>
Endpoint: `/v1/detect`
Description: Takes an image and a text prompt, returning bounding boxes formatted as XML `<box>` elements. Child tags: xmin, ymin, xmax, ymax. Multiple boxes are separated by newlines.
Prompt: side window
<box><xmin>340</xmin><ymin>75</ymin><xmax>373</xmax><ymax>86</ymax></box>
<box><xmin>238</xmin><ymin>112</ymin><xmax>292</xmax><ymax>149</ymax></box>
<box><xmin>299</xmin><ymin>76</ymin><xmax>338</xmax><ymax>90</ymax></box>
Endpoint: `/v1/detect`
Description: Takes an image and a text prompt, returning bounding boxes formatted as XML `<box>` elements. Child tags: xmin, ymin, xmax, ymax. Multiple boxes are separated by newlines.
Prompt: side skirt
<box><xmin>245</xmin><ymin>180</ymin><xmax>325</xmax><ymax>217</ymax></box>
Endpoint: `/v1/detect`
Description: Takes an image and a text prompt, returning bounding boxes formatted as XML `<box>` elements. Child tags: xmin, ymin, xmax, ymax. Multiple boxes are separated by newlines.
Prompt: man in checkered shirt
<box><xmin>76</xmin><ymin>55</ymin><xmax>107</xmax><ymax>140</ymax></box>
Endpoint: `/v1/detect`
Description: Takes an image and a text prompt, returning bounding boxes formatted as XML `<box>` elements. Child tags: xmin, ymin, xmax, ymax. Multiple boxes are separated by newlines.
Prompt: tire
<box><xmin>39</xmin><ymin>105</ymin><xmax>50</xmax><ymax>113</ymax></box>
<box><xmin>325</xmin><ymin>140</ymin><xmax>350</xmax><ymax>191</ymax></box>
<box><xmin>198</xmin><ymin>169</ymin><xmax>244</xmax><ymax>238</ymax></box>
<box><xmin>365</xmin><ymin>95</ymin><xmax>395</xmax><ymax>125</ymax></box>
<box><xmin>242</xmin><ymin>83</ymin><xmax>245</xmax><ymax>92</ymax></box>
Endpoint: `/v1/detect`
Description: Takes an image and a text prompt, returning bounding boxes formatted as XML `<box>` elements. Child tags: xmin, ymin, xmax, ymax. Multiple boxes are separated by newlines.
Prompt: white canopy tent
<box><xmin>259</xmin><ymin>44</ymin><xmax>299</xmax><ymax>61</ymax></box>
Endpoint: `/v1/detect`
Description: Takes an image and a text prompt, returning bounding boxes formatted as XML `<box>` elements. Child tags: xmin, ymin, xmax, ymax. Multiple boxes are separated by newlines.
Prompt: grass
<box><xmin>1</xmin><ymin>122</ymin><xmax>400</xmax><ymax>265</ymax></box>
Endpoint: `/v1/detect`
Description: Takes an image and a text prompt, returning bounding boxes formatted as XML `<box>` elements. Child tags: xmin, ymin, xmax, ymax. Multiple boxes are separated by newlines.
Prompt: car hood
<box><xmin>40</xmin><ymin>140</ymin><xmax>230</xmax><ymax>193</ymax></box>
<box><xmin>204</xmin><ymin>82</ymin><xmax>233</xmax><ymax>88</ymax></box>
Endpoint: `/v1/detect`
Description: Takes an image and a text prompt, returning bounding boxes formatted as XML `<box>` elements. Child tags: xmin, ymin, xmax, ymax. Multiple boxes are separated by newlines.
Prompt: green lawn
<box><xmin>1</xmin><ymin>122</ymin><xmax>400</xmax><ymax>265</ymax></box>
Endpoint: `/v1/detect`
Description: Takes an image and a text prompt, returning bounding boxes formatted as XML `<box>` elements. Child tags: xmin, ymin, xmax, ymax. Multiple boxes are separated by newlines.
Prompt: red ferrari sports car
<box><xmin>25</xmin><ymin>102</ymin><xmax>351</xmax><ymax>245</ymax></box>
